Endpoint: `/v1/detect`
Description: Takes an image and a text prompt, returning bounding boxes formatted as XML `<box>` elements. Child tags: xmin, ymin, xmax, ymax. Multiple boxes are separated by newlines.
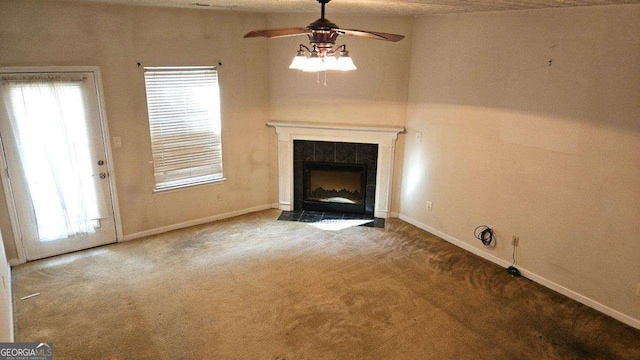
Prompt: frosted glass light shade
<box><xmin>301</xmin><ymin>56</ymin><xmax>322</xmax><ymax>72</ymax></box>
<box><xmin>334</xmin><ymin>56</ymin><xmax>357</xmax><ymax>71</ymax></box>
<box><xmin>289</xmin><ymin>50</ymin><xmax>357</xmax><ymax>72</ymax></box>
<box><xmin>289</xmin><ymin>55</ymin><xmax>307</xmax><ymax>70</ymax></box>
<box><xmin>323</xmin><ymin>56</ymin><xmax>338</xmax><ymax>70</ymax></box>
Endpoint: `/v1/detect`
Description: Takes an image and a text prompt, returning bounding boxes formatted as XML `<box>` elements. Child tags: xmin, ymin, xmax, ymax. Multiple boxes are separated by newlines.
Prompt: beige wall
<box><xmin>401</xmin><ymin>5</ymin><xmax>640</xmax><ymax>322</ymax></box>
<box><xmin>0</xmin><ymin>0</ymin><xmax>272</xmax><ymax>259</ymax></box>
<box><xmin>266</xmin><ymin>14</ymin><xmax>413</xmax><ymax>213</ymax></box>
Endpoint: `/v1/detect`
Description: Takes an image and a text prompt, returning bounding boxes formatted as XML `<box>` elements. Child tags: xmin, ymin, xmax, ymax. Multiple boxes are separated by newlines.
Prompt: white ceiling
<box><xmin>57</xmin><ymin>0</ymin><xmax>639</xmax><ymax>16</ymax></box>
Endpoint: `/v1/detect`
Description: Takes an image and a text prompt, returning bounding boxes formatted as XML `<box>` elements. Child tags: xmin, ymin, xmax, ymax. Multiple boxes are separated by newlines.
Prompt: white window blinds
<box><xmin>144</xmin><ymin>67</ymin><xmax>223</xmax><ymax>191</ymax></box>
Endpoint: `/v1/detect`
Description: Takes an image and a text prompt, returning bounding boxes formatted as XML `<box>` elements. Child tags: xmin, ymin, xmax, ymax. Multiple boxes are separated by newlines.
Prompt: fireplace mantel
<box><xmin>268</xmin><ymin>121</ymin><xmax>404</xmax><ymax>218</ymax></box>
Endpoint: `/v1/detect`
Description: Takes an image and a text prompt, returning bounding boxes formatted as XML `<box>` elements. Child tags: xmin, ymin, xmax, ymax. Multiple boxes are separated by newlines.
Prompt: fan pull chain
<box><xmin>315</xmin><ymin>71</ymin><xmax>328</xmax><ymax>86</ymax></box>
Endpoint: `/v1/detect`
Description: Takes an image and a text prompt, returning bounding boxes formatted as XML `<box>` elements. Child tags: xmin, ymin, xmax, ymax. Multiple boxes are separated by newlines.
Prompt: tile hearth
<box><xmin>277</xmin><ymin>211</ymin><xmax>385</xmax><ymax>228</ymax></box>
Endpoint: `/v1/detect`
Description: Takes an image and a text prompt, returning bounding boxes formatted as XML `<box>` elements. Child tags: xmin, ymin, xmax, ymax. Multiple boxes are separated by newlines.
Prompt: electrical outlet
<box><xmin>216</xmin><ymin>194</ymin><xmax>223</xmax><ymax>202</ymax></box>
<box><xmin>512</xmin><ymin>236</ymin><xmax>519</xmax><ymax>247</ymax></box>
<box><xmin>426</xmin><ymin>201</ymin><xmax>433</xmax><ymax>211</ymax></box>
<box><xmin>113</xmin><ymin>136</ymin><xmax>122</xmax><ymax>148</ymax></box>
<box><xmin>415</xmin><ymin>131</ymin><xmax>422</xmax><ymax>143</ymax></box>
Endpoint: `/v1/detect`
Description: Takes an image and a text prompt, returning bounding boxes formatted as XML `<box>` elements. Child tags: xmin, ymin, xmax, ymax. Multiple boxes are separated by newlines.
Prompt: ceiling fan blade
<box><xmin>244</xmin><ymin>28</ymin><xmax>311</xmax><ymax>39</ymax></box>
<box><xmin>336</xmin><ymin>29</ymin><xmax>405</xmax><ymax>42</ymax></box>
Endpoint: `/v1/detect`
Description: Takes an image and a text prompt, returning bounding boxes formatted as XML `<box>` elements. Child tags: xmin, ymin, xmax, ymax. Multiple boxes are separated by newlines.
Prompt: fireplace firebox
<box><xmin>303</xmin><ymin>161</ymin><xmax>367</xmax><ymax>214</ymax></box>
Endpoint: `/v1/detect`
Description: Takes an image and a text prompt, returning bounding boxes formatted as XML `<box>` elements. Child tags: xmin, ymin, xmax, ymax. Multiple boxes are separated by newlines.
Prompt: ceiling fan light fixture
<box><xmin>290</xmin><ymin>44</ymin><xmax>357</xmax><ymax>72</ymax></box>
<box><xmin>245</xmin><ymin>0</ymin><xmax>404</xmax><ymax>77</ymax></box>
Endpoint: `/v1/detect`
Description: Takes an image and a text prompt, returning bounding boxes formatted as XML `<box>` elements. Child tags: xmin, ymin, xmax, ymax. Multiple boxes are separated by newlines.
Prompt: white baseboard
<box><xmin>374</xmin><ymin>210</ymin><xmax>389</xmax><ymax>219</ymax></box>
<box><xmin>271</xmin><ymin>203</ymin><xmax>280</xmax><ymax>209</ymax></box>
<box><xmin>389</xmin><ymin>211</ymin><xmax>400</xmax><ymax>218</ymax></box>
<box><xmin>278</xmin><ymin>202</ymin><xmax>292</xmax><ymax>211</ymax></box>
<box><xmin>122</xmin><ymin>204</ymin><xmax>274</xmax><ymax>242</ymax></box>
<box><xmin>8</xmin><ymin>259</ymin><xmax>23</xmax><ymax>267</ymax></box>
<box><xmin>398</xmin><ymin>213</ymin><xmax>640</xmax><ymax>330</ymax></box>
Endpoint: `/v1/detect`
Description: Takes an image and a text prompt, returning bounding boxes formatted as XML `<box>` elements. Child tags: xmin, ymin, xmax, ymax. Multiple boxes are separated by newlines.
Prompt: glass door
<box><xmin>0</xmin><ymin>70</ymin><xmax>116</xmax><ymax>260</ymax></box>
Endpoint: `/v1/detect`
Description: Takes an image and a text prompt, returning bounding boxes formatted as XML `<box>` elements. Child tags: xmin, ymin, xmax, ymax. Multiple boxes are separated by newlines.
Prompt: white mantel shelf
<box><xmin>268</xmin><ymin>121</ymin><xmax>405</xmax><ymax>219</ymax></box>
<box><xmin>267</xmin><ymin>121</ymin><xmax>404</xmax><ymax>134</ymax></box>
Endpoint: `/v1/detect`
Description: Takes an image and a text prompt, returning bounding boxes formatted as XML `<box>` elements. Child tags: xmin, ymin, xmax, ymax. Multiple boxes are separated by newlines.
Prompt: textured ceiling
<box><xmin>57</xmin><ymin>0</ymin><xmax>640</xmax><ymax>16</ymax></box>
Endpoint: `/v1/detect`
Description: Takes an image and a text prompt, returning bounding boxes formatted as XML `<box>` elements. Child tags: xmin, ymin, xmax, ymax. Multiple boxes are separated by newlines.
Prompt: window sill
<box><xmin>152</xmin><ymin>177</ymin><xmax>227</xmax><ymax>194</ymax></box>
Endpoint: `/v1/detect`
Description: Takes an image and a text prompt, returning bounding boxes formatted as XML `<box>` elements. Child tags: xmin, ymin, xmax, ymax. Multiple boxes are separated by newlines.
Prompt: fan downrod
<box><xmin>318</xmin><ymin>0</ymin><xmax>331</xmax><ymax>20</ymax></box>
<box><xmin>309</xmin><ymin>0</ymin><xmax>337</xmax><ymax>31</ymax></box>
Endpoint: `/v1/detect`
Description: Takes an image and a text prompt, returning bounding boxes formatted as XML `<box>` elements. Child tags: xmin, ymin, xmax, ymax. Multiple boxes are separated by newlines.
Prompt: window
<box><xmin>143</xmin><ymin>66</ymin><xmax>223</xmax><ymax>191</ymax></box>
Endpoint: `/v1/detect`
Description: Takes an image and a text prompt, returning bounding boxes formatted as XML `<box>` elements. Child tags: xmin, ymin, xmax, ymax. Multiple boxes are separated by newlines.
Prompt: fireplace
<box><xmin>303</xmin><ymin>161</ymin><xmax>367</xmax><ymax>214</ymax></box>
<box><xmin>267</xmin><ymin>121</ymin><xmax>404</xmax><ymax>218</ymax></box>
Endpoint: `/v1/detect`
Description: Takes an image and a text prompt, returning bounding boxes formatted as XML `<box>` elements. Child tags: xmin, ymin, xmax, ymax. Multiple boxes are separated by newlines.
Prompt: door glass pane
<box><xmin>3</xmin><ymin>80</ymin><xmax>105</xmax><ymax>241</ymax></box>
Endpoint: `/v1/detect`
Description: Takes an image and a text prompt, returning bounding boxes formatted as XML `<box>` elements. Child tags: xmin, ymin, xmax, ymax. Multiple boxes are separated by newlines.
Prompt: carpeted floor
<box><xmin>11</xmin><ymin>210</ymin><xmax>640</xmax><ymax>359</ymax></box>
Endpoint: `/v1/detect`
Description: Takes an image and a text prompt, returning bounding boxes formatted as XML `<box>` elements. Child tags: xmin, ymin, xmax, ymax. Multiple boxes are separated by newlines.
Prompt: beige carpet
<box><xmin>11</xmin><ymin>210</ymin><xmax>640</xmax><ymax>359</ymax></box>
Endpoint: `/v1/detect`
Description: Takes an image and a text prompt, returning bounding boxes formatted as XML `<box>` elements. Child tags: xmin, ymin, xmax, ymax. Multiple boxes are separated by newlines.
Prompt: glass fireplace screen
<box><xmin>303</xmin><ymin>162</ymin><xmax>367</xmax><ymax>213</ymax></box>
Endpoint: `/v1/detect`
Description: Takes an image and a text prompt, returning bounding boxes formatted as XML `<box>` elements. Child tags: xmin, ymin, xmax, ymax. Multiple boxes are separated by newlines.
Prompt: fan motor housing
<box><xmin>308</xmin><ymin>30</ymin><xmax>339</xmax><ymax>48</ymax></box>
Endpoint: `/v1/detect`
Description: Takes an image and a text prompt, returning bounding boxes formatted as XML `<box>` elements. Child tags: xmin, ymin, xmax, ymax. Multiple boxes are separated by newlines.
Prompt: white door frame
<box><xmin>0</xmin><ymin>66</ymin><xmax>123</xmax><ymax>264</ymax></box>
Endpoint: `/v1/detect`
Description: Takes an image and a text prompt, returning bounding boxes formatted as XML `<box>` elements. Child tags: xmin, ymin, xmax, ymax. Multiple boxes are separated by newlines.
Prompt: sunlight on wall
<box><xmin>402</xmin><ymin>148</ymin><xmax>425</xmax><ymax>197</ymax></box>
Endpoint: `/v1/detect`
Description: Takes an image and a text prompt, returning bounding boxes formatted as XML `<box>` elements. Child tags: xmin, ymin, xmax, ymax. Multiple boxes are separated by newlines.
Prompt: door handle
<box><xmin>97</xmin><ymin>160</ymin><xmax>105</xmax><ymax>166</ymax></box>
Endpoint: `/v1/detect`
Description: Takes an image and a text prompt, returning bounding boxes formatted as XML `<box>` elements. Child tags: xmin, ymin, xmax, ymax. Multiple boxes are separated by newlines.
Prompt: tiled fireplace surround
<box><xmin>268</xmin><ymin>122</ymin><xmax>404</xmax><ymax>218</ymax></box>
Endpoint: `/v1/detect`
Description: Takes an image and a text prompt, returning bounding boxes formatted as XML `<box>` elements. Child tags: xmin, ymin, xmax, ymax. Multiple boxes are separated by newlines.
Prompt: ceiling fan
<box><xmin>244</xmin><ymin>0</ymin><xmax>405</xmax><ymax>73</ymax></box>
